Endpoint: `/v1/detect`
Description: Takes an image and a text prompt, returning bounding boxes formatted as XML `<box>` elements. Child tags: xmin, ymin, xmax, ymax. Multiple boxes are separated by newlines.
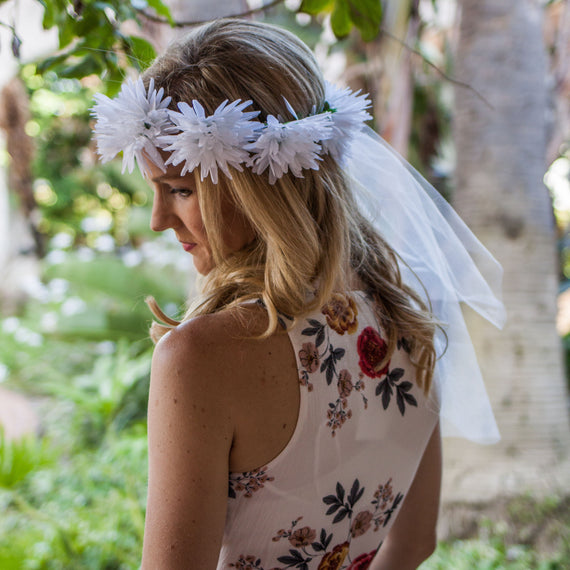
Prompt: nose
<box><xmin>150</xmin><ymin>193</ymin><xmax>176</xmax><ymax>232</ymax></box>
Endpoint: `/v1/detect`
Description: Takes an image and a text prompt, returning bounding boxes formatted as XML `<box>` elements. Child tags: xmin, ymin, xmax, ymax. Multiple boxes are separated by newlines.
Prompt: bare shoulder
<box><xmin>152</xmin><ymin>303</ymin><xmax>270</xmax><ymax>374</ymax></box>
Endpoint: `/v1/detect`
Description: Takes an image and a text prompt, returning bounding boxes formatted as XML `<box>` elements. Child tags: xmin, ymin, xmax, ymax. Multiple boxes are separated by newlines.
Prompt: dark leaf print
<box><xmin>348</xmin><ymin>478</ymin><xmax>365</xmax><ymax>507</ymax></box>
<box><xmin>311</xmin><ymin>541</ymin><xmax>324</xmax><ymax>552</ymax></box>
<box><xmin>333</xmin><ymin>347</ymin><xmax>346</xmax><ymax>360</ymax></box>
<box><xmin>376</xmin><ymin>368</ymin><xmax>417</xmax><ymax>414</ymax></box>
<box><xmin>311</xmin><ymin>528</ymin><xmax>332</xmax><ymax>552</ymax></box>
<box><xmin>332</xmin><ymin>507</ymin><xmax>350</xmax><ymax>524</ymax></box>
<box><xmin>325</xmin><ymin>503</ymin><xmax>342</xmax><ymax>516</ymax></box>
<box><xmin>403</xmin><ymin>392</ymin><xmax>418</xmax><ymax>406</ymax></box>
<box><xmin>396</xmin><ymin>391</ymin><xmax>405</xmax><ymax>415</ymax></box>
<box><xmin>383</xmin><ymin>492</ymin><xmax>404</xmax><ymax>527</ymax></box>
<box><xmin>228</xmin><ymin>480</ymin><xmax>236</xmax><ymax>499</ymax></box>
<box><xmin>320</xmin><ymin>345</ymin><xmax>346</xmax><ymax>385</ymax></box>
<box><xmin>302</xmin><ymin>326</ymin><xmax>320</xmax><ymax>336</ymax></box>
<box><xmin>388</xmin><ymin>368</ymin><xmax>405</xmax><ymax>383</ymax></box>
<box><xmin>277</xmin><ymin>549</ymin><xmax>310</xmax><ymax>569</ymax></box>
<box><xmin>301</xmin><ymin>319</ymin><xmax>326</xmax><ymax>347</ymax></box>
<box><xmin>376</xmin><ymin>378</ymin><xmax>392</xmax><ymax>409</ymax></box>
<box><xmin>323</xmin><ymin>494</ymin><xmax>338</xmax><ymax>505</ymax></box>
<box><xmin>395</xmin><ymin>382</ymin><xmax>418</xmax><ymax>416</ymax></box>
<box><xmin>336</xmin><ymin>481</ymin><xmax>345</xmax><ymax>502</ymax></box>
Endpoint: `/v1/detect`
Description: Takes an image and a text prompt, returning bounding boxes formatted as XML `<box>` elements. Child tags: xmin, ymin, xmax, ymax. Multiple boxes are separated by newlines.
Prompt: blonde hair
<box><xmin>143</xmin><ymin>19</ymin><xmax>437</xmax><ymax>391</ymax></box>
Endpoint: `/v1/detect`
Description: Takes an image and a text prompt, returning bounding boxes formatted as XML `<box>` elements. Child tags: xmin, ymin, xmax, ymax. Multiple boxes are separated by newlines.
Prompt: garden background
<box><xmin>0</xmin><ymin>0</ymin><xmax>569</xmax><ymax>568</ymax></box>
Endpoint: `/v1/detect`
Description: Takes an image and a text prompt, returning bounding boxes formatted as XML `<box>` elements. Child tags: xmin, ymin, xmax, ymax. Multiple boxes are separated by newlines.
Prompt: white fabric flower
<box><xmin>322</xmin><ymin>81</ymin><xmax>372</xmax><ymax>161</ymax></box>
<box><xmin>91</xmin><ymin>77</ymin><xmax>173</xmax><ymax>175</ymax></box>
<box><xmin>246</xmin><ymin>99</ymin><xmax>334</xmax><ymax>184</ymax></box>
<box><xmin>159</xmin><ymin>99</ymin><xmax>261</xmax><ymax>184</ymax></box>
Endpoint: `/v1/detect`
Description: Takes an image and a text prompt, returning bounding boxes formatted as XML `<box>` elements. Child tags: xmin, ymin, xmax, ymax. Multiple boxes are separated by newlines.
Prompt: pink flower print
<box><xmin>299</xmin><ymin>342</ymin><xmax>320</xmax><ymax>373</ymax></box>
<box><xmin>351</xmin><ymin>510</ymin><xmax>373</xmax><ymax>537</ymax></box>
<box><xmin>337</xmin><ymin>369</ymin><xmax>353</xmax><ymax>399</ymax></box>
<box><xmin>289</xmin><ymin>526</ymin><xmax>317</xmax><ymax>547</ymax></box>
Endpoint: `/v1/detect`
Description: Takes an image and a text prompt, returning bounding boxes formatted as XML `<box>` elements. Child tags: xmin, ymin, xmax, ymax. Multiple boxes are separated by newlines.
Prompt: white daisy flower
<box><xmin>91</xmin><ymin>77</ymin><xmax>173</xmax><ymax>176</ymax></box>
<box><xmin>322</xmin><ymin>81</ymin><xmax>372</xmax><ymax>161</ymax></box>
<box><xmin>246</xmin><ymin>99</ymin><xmax>334</xmax><ymax>184</ymax></box>
<box><xmin>159</xmin><ymin>99</ymin><xmax>261</xmax><ymax>184</ymax></box>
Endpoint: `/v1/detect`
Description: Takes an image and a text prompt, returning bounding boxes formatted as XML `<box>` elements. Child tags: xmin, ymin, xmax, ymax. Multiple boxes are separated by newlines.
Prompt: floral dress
<box><xmin>217</xmin><ymin>291</ymin><xmax>439</xmax><ymax>570</ymax></box>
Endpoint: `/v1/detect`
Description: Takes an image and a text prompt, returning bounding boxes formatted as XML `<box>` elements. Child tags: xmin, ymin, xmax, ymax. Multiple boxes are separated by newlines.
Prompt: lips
<box><xmin>180</xmin><ymin>242</ymin><xmax>196</xmax><ymax>252</ymax></box>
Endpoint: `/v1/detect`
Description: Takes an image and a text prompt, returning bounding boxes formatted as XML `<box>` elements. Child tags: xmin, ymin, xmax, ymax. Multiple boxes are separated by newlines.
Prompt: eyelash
<box><xmin>170</xmin><ymin>188</ymin><xmax>193</xmax><ymax>198</ymax></box>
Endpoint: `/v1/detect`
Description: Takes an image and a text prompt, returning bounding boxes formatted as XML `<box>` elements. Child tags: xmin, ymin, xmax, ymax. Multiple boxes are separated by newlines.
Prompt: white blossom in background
<box><xmin>160</xmin><ymin>99</ymin><xmax>261</xmax><ymax>183</ymax></box>
<box><xmin>45</xmin><ymin>250</ymin><xmax>67</xmax><ymax>265</ymax></box>
<box><xmin>246</xmin><ymin>101</ymin><xmax>334</xmax><ymax>184</ymax></box>
<box><xmin>61</xmin><ymin>297</ymin><xmax>87</xmax><ymax>317</ymax></box>
<box><xmin>81</xmin><ymin>213</ymin><xmax>113</xmax><ymax>233</ymax></box>
<box><xmin>20</xmin><ymin>275</ymin><xmax>50</xmax><ymax>302</ymax></box>
<box><xmin>48</xmin><ymin>278</ymin><xmax>70</xmax><ymax>303</ymax></box>
<box><xmin>50</xmin><ymin>232</ymin><xmax>74</xmax><ymax>250</ymax></box>
<box><xmin>94</xmin><ymin>234</ymin><xmax>115</xmax><ymax>253</ymax></box>
<box><xmin>14</xmin><ymin>327</ymin><xmax>43</xmax><ymax>347</ymax></box>
<box><xmin>76</xmin><ymin>247</ymin><xmax>96</xmax><ymax>262</ymax></box>
<box><xmin>121</xmin><ymin>249</ymin><xmax>143</xmax><ymax>268</ymax></box>
<box><xmin>2</xmin><ymin>317</ymin><xmax>20</xmax><ymax>333</ymax></box>
<box><xmin>92</xmin><ymin>77</ymin><xmax>173</xmax><ymax>176</ymax></box>
<box><xmin>40</xmin><ymin>312</ymin><xmax>58</xmax><ymax>333</ymax></box>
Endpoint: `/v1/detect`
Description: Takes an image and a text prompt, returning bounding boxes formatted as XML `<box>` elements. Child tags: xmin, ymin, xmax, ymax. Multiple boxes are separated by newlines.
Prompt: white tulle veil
<box><xmin>347</xmin><ymin>126</ymin><xmax>506</xmax><ymax>444</ymax></box>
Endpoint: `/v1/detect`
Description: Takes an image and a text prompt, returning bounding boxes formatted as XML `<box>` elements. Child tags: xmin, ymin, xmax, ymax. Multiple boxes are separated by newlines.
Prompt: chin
<box><xmin>193</xmin><ymin>259</ymin><xmax>215</xmax><ymax>276</ymax></box>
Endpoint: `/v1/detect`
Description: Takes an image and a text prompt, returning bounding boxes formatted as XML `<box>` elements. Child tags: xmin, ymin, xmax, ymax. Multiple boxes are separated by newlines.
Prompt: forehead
<box><xmin>144</xmin><ymin>150</ymin><xmax>190</xmax><ymax>184</ymax></box>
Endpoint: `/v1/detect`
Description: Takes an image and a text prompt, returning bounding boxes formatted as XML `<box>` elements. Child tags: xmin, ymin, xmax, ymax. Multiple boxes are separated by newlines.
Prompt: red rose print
<box><xmin>357</xmin><ymin>327</ymin><xmax>390</xmax><ymax>378</ymax></box>
<box><xmin>346</xmin><ymin>550</ymin><xmax>377</xmax><ymax>570</ymax></box>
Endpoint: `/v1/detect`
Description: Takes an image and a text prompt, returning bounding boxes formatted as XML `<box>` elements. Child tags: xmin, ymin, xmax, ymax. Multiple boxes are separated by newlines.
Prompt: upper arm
<box><xmin>141</xmin><ymin>320</ymin><xmax>235</xmax><ymax>569</ymax></box>
<box><xmin>371</xmin><ymin>421</ymin><xmax>442</xmax><ymax>569</ymax></box>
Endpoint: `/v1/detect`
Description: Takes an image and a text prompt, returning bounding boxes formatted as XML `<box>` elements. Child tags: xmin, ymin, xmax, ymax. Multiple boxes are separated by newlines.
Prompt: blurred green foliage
<box><xmin>35</xmin><ymin>0</ymin><xmax>170</xmax><ymax>95</ymax></box>
<box><xmin>22</xmin><ymin>62</ymin><xmax>153</xmax><ymax>248</ymax></box>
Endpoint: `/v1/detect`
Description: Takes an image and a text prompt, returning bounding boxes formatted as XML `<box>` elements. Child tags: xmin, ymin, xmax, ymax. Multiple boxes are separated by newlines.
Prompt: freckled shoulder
<box><xmin>151</xmin><ymin>304</ymin><xmax>273</xmax><ymax>399</ymax></box>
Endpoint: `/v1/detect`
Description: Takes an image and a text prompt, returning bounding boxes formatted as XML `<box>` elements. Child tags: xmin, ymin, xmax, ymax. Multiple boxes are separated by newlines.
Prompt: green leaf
<box><xmin>144</xmin><ymin>0</ymin><xmax>174</xmax><ymax>25</ymax></box>
<box><xmin>124</xmin><ymin>35</ymin><xmax>157</xmax><ymax>70</ymax></box>
<box><xmin>59</xmin><ymin>55</ymin><xmax>102</xmax><ymax>79</ymax></box>
<box><xmin>299</xmin><ymin>0</ymin><xmax>334</xmax><ymax>15</ymax></box>
<box><xmin>348</xmin><ymin>0</ymin><xmax>382</xmax><ymax>41</ymax></box>
<box><xmin>39</xmin><ymin>0</ymin><xmax>55</xmax><ymax>29</ymax></box>
<box><xmin>36</xmin><ymin>53</ymin><xmax>68</xmax><ymax>74</ymax></box>
<box><xmin>330</xmin><ymin>0</ymin><xmax>352</xmax><ymax>38</ymax></box>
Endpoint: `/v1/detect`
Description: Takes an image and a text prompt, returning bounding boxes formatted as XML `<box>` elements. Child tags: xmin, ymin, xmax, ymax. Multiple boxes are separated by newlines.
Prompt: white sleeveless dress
<box><xmin>217</xmin><ymin>291</ymin><xmax>439</xmax><ymax>570</ymax></box>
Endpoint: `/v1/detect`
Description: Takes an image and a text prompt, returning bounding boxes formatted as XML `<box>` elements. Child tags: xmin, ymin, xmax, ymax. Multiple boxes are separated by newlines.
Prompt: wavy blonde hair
<box><xmin>143</xmin><ymin>19</ymin><xmax>437</xmax><ymax>392</ymax></box>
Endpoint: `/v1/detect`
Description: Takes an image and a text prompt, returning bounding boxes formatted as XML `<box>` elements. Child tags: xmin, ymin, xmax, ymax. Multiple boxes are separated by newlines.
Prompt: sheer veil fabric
<box><xmin>347</xmin><ymin>126</ymin><xmax>506</xmax><ymax>444</ymax></box>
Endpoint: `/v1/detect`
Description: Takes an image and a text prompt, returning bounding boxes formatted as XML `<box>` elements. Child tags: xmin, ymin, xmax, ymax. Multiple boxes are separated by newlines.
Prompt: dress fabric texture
<box><xmin>217</xmin><ymin>291</ymin><xmax>439</xmax><ymax>570</ymax></box>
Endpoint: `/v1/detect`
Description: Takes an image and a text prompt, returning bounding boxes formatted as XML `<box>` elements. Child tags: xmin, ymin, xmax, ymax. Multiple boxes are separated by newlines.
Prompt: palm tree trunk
<box><xmin>444</xmin><ymin>0</ymin><xmax>570</xmax><ymax>503</ymax></box>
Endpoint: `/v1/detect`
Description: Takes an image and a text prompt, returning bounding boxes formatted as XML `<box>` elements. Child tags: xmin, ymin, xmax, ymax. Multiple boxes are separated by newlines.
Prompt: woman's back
<box><xmin>218</xmin><ymin>291</ymin><xmax>439</xmax><ymax>569</ymax></box>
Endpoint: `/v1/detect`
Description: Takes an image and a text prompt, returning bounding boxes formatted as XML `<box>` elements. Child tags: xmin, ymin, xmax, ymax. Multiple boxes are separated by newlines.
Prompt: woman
<box><xmin>92</xmin><ymin>18</ymin><xmax>504</xmax><ymax>570</ymax></box>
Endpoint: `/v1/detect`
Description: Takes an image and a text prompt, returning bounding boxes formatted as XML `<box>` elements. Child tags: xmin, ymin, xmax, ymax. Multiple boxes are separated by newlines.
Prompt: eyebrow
<box><xmin>150</xmin><ymin>174</ymin><xmax>186</xmax><ymax>184</ymax></box>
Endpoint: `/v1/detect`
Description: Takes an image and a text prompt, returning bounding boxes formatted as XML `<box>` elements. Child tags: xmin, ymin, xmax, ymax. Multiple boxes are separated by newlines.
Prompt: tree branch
<box><xmin>379</xmin><ymin>27</ymin><xmax>494</xmax><ymax>109</ymax></box>
<box><xmin>136</xmin><ymin>0</ymin><xmax>286</xmax><ymax>27</ymax></box>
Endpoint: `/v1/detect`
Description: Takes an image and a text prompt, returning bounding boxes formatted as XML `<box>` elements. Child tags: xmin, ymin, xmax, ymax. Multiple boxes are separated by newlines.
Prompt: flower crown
<box><xmin>91</xmin><ymin>77</ymin><xmax>371</xmax><ymax>184</ymax></box>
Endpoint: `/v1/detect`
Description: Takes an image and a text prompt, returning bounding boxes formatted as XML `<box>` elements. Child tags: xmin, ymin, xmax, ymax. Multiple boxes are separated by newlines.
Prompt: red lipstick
<box><xmin>181</xmin><ymin>242</ymin><xmax>196</xmax><ymax>252</ymax></box>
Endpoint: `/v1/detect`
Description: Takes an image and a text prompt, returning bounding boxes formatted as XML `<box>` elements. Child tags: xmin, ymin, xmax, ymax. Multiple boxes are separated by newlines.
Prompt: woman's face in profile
<box><xmin>146</xmin><ymin>158</ymin><xmax>255</xmax><ymax>275</ymax></box>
